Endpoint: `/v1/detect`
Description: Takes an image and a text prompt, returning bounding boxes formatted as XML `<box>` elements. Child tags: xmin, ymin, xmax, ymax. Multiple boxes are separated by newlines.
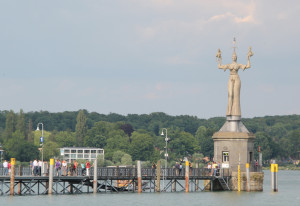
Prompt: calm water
<box><xmin>1</xmin><ymin>170</ymin><xmax>299</xmax><ymax>206</ymax></box>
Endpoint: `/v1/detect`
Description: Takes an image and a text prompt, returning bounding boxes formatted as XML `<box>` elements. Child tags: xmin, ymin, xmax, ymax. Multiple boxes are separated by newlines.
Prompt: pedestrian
<box><xmin>86</xmin><ymin>160</ymin><xmax>90</xmax><ymax>176</ymax></box>
<box><xmin>74</xmin><ymin>160</ymin><xmax>78</xmax><ymax>176</ymax></box>
<box><xmin>189</xmin><ymin>162</ymin><xmax>193</xmax><ymax>175</ymax></box>
<box><xmin>179</xmin><ymin>163</ymin><xmax>183</xmax><ymax>175</ymax></box>
<box><xmin>33</xmin><ymin>159</ymin><xmax>38</xmax><ymax>176</ymax></box>
<box><xmin>152</xmin><ymin>162</ymin><xmax>156</xmax><ymax>176</ymax></box>
<box><xmin>81</xmin><ymin>161</ymin><xmax>86</xmax><ymax>176</ymax></box>
<box><xmin>38</xmin><ymin>160</ymin><xmax>42</xmax><ymax>176</ymax></box>
<box><xmin>62</xmin><ymin>160</ymin><xmax>67</xmax><ymax>176</ymax></box>
<box><xmin>8</xmin><ymin>161</ymin><xmax>11</xmax><ymax>176</ymax></box>
<box><xmin>55</xmin><ymin>159</ymin><xmax>61</xmax><ymax>176</ymax></box>
<box><xmin>3</xmin><ymin>160</ymin><xmax>8</xmax><ymax>176</ymax></box>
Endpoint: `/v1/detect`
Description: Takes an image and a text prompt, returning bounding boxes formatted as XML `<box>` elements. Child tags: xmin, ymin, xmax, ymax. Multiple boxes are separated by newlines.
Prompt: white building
<box><xmin>60</xmin><ymin>147</ymin><xmax>104</xmax><ymax>163</ymax></box>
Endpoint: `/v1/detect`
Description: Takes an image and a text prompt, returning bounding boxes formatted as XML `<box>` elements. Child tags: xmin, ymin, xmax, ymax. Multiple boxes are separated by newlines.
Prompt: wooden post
<box><xmin>17</xmin><ymin>165</ymin><xmax>22</xmax><ymax>195</ymax></box>
<box><xmin>271</xmin><ymin>164</ymin><xmax>278</xmax><ymax>192</ymax></box>
<box><xmin>246</xmin><ymin>163</ymin><xmax>250</xmax><ymax>192</ymax></box>
<box><xmin>93</xmin><ymin>159</ymin><xmax>98</xmax><ymax>194</ymax></box>
<box><xmin>185</xmin><ymin>161</ymin><xmax>189</xmax><ymax>193</ymax></box>
<box><xmin>49</xmin><ymin>159</ymin><xmax>54</xmax><ymax>195</ymax></box>
<box><xmin>156</xmin><ymin>160</ymin><xmax>160</xmax><ymax>192</ymax></box>
<box><xmin>137</xmin><ymin>160</ymin><xmax>142</xmax><ymax>193</ymax></box>
<box><xmin>195</xmin><ymin>163</ymin><xmax>199</xmax><ymax>191</ymax></box>
<box><xmin>10</xmin><ymin>158</ymin><xmax>16</xmax><ymax>196</ymax></box>
<box><xmin>238</xmin><ymin>164</ymin><xmax>241</xmax><ymax>192</ymax></box>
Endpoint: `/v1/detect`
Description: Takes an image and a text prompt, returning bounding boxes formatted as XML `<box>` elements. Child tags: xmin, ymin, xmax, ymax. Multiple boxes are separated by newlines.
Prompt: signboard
<box><xmin>60</xmin><ymin>149</ymin><xmax>64</xmax><ymax>156</ymax></box>
<box><xmin>40</xmin><ymin>136</ymin><xmax>44</xmax><ymax>143</ymax></box>
<box><xmin>222</xmin><ymin>163</ymin><xmax>229</xmax><ymax>168</ymax></box>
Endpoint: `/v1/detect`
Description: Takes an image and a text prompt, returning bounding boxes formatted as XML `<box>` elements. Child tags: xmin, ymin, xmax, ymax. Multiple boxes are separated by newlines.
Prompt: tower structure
<box><xmin>213</xmin><ymin>38</ymin><xmax>255</xmax><ymax>172</ymax></box>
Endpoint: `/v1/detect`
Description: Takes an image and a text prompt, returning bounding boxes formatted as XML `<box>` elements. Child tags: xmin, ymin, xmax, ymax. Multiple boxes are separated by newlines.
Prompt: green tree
<box><xmin>55</xmin><ymin>131</ymin><xmax>76</xmax><ymax>147</ymax></box>
<box><xmin>129</xmin><ymin>131</ymin><xmax>154</xmax><ymax>161</ymax></box>
<box><xmin>16</xmin><ymin>109</ymin><xmax>26</xmax><ymax>137</ymax></box>
<box><xmin>75</xmin><ymin>110</ymin><xmax>87</xmax><ymax>146</ymax></box>
<box><xmin>4</xmin><ymin>110</ymin><xmax>15</xmax><ymax>141</ymax></box>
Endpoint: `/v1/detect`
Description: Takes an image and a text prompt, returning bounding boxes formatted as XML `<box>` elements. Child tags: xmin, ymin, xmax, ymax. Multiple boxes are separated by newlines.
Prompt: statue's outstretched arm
<box><xmin>245</xmin><ymin>47</ymin><xmax>254</xmax><ymax>69</ymax></box>
<box><xmin>216</xmin><ymin>49</ymin><xmax>227</xmax><ymax>71</ymax></box>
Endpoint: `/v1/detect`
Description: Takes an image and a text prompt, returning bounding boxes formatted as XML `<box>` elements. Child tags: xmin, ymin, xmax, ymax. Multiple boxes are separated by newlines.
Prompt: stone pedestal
<box><xmin>212</xmin><ymin>131</ymin><xmax>255</xmax><ymax>172</ymax></box>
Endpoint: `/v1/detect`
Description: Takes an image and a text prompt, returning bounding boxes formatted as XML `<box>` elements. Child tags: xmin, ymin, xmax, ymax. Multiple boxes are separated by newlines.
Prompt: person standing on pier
<box><xmin>3</xmin><ymin>160</ymin><xmax>8</xmax><ymax>176</ymax></box>
<box><xmin>55</xmin><ymin>159</ymin><xmax>61</xmax><ymax>176</ymax></box>
<box><xmin>38</xmin><ymin>160</ymin><xmax>42</xmax><ymax>176</ymax></box>
<box><xmin>33</xmin><ymin>159</ymin><xmax>38</xmax><ymax>176</ymax></box>
<box><xmin>81</xmin><ymin>161</ymin><xmax>86</xmax><ymax>176</ymax></box>
<box><xmin>62</xmin><ymin>160</ymin><xmax>67</xmax><ymax>176</ymax></box>
<box><xmin>86</xmin><ymin>160</ymin><xmax>90</xmax><ymax>176</ymax></box>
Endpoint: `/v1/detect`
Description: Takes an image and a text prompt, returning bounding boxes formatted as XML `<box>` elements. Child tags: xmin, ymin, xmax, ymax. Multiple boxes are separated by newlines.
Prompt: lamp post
<box><xmin>36</xmin><ymin>123</ymin><xmax>44</xmax><ymax>175</ymax></box>
<box><xmin>161</xmin><ymin>128</ymin><xmax>169</xmax><ymax>191</ymax></box>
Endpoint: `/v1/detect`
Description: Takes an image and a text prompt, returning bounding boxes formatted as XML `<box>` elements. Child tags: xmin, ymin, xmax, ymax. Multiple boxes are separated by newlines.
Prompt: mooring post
<box><xmin>156</xmin><ymin>160</ymin><xmax>160</xmax><ymax>192</ymax></box>
<box><xmin>93</xmin><ymin>159</ymin><xmax>98</xmax><ymax>194</ymax></box>
<box><xmin>10</xmin><ymin>158</ymin><xmax>16</xmax><ymax>196</ymax></box>
<box><xmin>271</xmin><ymin>163</ymin><xmax>278</xmax><ymax>192</ymax></box>
<box><xmin>185</xmin><ymin>161</ymin><xmax>189</xmax><ymax>193</ymax></box>
<box><xmin>49</xmin><ymin>158</ymin><xmax>54</xmax><ymax>195</ymax></box>
<box><xmin>137</xmin><ymin>160</ymin><xmax>142</xmax><ymax>193</ymax></box>
<box><xmin>195</xmin><ymin>163</ymin><xmax>199</xmax><ymax>191</ymax></box>
<box><xmin>246</xmin><ymin>163</ymin><xmax>250</xmax><ymax>192</ymax></box>
<box><xmin>18</xmin><ymin>165</ymin><xmax>22</xmax><ymax>195</ymax></box>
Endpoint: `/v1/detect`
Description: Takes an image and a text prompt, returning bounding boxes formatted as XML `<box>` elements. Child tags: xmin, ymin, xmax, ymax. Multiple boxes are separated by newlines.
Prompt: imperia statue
<box><xmin>216</xmin><ymin>38</ymin><xmax>254</xmax><ymax>117</ymax></box>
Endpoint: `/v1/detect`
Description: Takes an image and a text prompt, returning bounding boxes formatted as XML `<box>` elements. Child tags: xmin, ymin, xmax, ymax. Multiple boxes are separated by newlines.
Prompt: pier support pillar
<box><xmin>172</xmin><ymin>179</ymin><xmax>176</xmax><ymax>192</ymax></box>
<box><xmin>18</xmin><ymin>165</ymin><xmax>22</xmax><ymax>195</ymax></box>
<box><xmin>49</xmin><ymin>159</ymin><xmax>54</xmax><ymax>195</ymax></box>
<box><xmin>246</xmin><ymin>163</ymin><xmax>250</xmax><ymax>191</ymax></box>
<box><xmin>93</xmin><ymin>159</ymin><xmax>98</xmax><ymax>194</ymax></box>
<box><xmin>271</xmin><ymin>164</ymin><xmax>278</xmax><ymax>192</ymax></box>
<box><xmin>185</xmin><ymin>161</ymin><xmax>189</xmax><ymax>193</ymax></box>
<box><xmin>137</xmin><ymin>160</ymin><xmax>142</xmax><ymax>193</ymax></box>
<box><xmin>10</xmin><ymin>158</ymin><xmax>15</xmax><ymax>196</ymax></box>
<box><xmin>156</xmin><ymin>160</ymin><xmax>160</xmax><ymax>192</ymax></box>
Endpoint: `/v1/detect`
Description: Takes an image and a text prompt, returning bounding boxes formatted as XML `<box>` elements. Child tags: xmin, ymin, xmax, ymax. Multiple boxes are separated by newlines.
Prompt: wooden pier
<box><xmin>0</xmin><ymin>162</ymin><xmax>231</xmax><ymax>196</ymax></box>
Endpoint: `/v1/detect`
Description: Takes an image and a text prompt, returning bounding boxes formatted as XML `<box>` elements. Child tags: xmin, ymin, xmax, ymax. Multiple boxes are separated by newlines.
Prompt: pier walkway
<box><xmin>0</xmin><ymin>167</ymin><xmax>231</xmax><ymax>196</ymax></box>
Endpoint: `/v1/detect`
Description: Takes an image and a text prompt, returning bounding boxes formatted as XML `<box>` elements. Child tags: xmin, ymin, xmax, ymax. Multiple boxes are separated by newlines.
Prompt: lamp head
<box><xmin>161</xmin><ymin>131</ymin><xmax>164</xmax><ymax>136</ymax></box>
<box><xmin>36</xmin><ymin>126</ymin><xmax>40</xmax><ymax>131</ymax></box>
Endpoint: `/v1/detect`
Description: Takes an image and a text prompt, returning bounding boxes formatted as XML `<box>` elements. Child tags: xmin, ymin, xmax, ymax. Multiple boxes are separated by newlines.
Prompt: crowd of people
<box><xmin>2</xmin><ymin>160</ymin><xmax>11</xmax><ymax>176</ymax></box>
<box><xmin>28</xmin><ymin>159</ymin><xmax>92</xmax><ymax>176</ymax></box>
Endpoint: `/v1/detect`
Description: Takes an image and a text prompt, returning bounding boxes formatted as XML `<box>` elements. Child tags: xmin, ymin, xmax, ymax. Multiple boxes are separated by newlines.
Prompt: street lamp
<box><xmin>36</xmin><ymin>123</ymin><xmax>44</xmax><ymax>175</ymax></box>
<box><xmin>161</xmin><ymin>128</ymin><xmax>169</xmax><ymax>191</ymax></box>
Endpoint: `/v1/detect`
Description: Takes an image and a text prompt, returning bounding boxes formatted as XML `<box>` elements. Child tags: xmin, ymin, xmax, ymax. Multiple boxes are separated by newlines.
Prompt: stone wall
<box><xmin>230</xmin><ymin>172</ymin><xmax>264</xmax><ymax>191</ymax></box>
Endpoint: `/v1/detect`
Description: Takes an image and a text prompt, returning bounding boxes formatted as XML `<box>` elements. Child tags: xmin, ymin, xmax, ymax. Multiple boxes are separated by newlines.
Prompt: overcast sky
<box><xmin>0</xmin><ymin>0</ymin><xmax>299</xmax><ymax>118</ymax></box>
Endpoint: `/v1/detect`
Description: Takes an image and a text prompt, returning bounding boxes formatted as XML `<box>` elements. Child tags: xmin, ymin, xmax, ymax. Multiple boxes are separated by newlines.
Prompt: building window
<box><xmin>249</xmin><ymin>152</ymin><xmax>253</xmax><ymax>163</ymax></box>
<box><xmin>78</xmin><ymin>150</ymin><xmax>83</xmax><ymax>153</ymax></box>
<box><xmin>84</xmin><ymin>150</ymin><xmax>90</xmax><ymax>154</ymax></box>
<box><xmin>223</xmin><ymin>152</ymin><xmax>229</xmax><ymax>162</ymax></box>
<box><xmin>64</xmin><ymin>150</ymin><xmax>70</xmax><ymax>153</ymax></box>
<box><xmin>71</xmin><ymin>150</ymin><xmax>76</xmax><ymax>153</ymax></box>
<box><xmin>97</xmin><ymin>150</ymin><xmax>103</xmax><ymax>154</ymax></box>
<box><xmin>77</xmin><ymin>154</ymin><xmax>83</xmax><ymax>159</ymax></box>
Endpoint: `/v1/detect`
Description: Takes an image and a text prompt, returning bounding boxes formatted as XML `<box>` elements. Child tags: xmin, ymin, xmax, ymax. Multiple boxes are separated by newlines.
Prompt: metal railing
<box><xmin>0</xmin><ymin>166</ymin><xmax>237</xmax><ymax>177</ymax></box>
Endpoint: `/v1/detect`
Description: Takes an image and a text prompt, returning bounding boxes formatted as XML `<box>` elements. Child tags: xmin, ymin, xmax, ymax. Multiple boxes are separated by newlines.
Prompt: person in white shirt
<box><xmin>33</xmin><ymin>159</ymin><xmax>38</xmax><ymax>176</ymax></box>
<box><xmin>3</xmin><ymin>160</ymin><xmax>8</xmax><ymax>176</ymax></box>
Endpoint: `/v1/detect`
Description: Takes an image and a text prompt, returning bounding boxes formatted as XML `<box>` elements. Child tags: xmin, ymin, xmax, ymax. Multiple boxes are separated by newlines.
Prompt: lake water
<box><xmin>0</xmin><ymin>170</ymin><xmax>299</xmax><ymax>206</ymax></box>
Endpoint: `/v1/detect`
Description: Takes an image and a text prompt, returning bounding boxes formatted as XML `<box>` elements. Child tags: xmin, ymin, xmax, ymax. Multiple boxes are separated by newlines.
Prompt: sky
<box><xmin>0</xmin><ymin>0</ymin><xmax>299</xmax><ymax>119</ymax></box>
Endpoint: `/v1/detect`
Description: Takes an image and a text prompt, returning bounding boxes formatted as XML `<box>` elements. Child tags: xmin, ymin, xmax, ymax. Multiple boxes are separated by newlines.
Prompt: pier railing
<box><xmin>0</xmin><ymin>166</ymin><xmax>232</xmax><ymax>178</ymax></box>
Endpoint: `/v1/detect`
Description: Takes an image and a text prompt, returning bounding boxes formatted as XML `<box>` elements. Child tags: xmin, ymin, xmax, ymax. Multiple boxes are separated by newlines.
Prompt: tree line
<box><xmin>0</xmin><ymin>110</ymin><xmax>299</xmax><ymax>166</ymax></box>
